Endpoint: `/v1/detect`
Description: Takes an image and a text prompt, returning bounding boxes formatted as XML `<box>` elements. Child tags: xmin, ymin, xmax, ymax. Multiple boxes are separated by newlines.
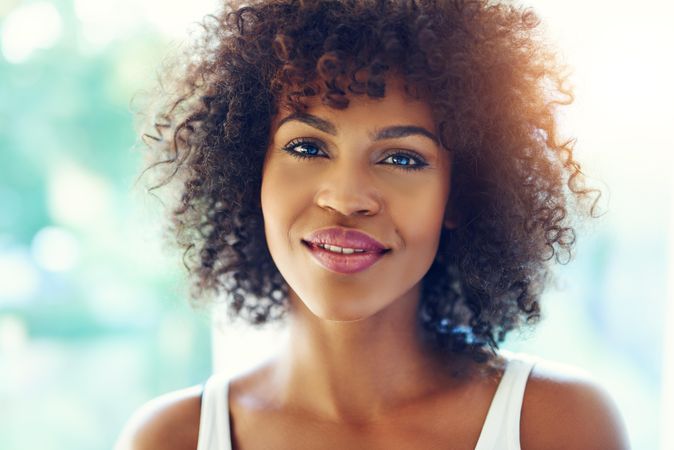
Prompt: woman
<box><xmin>116</xmin><ymin>0</ymin><xmax>629</xmax><ymax>448</ymax></box>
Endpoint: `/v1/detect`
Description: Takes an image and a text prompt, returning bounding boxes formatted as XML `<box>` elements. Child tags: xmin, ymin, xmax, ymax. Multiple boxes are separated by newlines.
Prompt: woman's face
<box><xmin>261</xmin><ymin>78</ymin><xmax>453</xmax><ymax>322</ymax></box>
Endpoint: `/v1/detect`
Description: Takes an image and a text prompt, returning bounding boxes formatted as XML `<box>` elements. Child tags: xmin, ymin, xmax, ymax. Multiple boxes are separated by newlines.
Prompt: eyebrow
<box><xmin>276</xmin><ymin>113</ymin><xmax>438</xmax><ymax>143</ymax></box>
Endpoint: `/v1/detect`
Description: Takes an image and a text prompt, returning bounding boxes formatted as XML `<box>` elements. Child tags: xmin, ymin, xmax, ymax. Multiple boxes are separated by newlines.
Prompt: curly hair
<box><xmin>138</xmin><ymin>0</ymin><xmax>598</xmax><ymax>362</ymax></box>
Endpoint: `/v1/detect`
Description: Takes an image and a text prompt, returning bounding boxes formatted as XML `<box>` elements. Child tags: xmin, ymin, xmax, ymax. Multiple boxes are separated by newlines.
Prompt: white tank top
<box><xmin>196</xmin><ymin>354</ymin><xmax>535</xmax><ymax>450</ymax></box>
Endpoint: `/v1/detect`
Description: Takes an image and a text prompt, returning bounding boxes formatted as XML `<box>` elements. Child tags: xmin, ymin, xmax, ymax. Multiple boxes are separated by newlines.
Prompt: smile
<box><xmin>315</xmin><ymin>243</ymin><xmax>368</xmax><ymax>254</ymax></box>
<box><xmin>301</xmin><ymin>240</ymin><xmax>389</xmax><ymax>274</ymax></box>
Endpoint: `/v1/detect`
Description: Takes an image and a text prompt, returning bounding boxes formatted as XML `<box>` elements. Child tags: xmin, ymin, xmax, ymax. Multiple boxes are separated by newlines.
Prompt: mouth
<box><xmin>301</xmin><ymin>240</ymin><xmax>391</xmax><ymax>255</ymax></box>
<box><xmin>302</xmin><ymin>226</ymin><xmax>391</xmax><ymax>254</ymax></box>
<box><xmin>301</xmin><ymin>240</ymin><xmax>391</xmax><ymax>274</ymax></box>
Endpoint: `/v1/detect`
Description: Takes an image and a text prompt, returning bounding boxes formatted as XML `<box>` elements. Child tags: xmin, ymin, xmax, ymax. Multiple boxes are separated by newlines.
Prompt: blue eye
<box><xmin>281</xmin><ymin>138</ymin><xmax>326</xmax><ymax>159</ymax></box>
<box><xmin>381</xmin><ymin>153</ymin><xmax>427</xmax><ymax>171</ymax></box>
<box><xmin>281</xmin><ymin>138</ymin><xmax>428</xmax><ymax>171</ymax></box>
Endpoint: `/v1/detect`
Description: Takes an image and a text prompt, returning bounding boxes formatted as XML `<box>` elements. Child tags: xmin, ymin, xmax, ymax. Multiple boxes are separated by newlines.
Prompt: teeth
<box><xmin>318</xmin><ymin>243</ymin><xmax>367</xmax><ymax>254</ymax></box>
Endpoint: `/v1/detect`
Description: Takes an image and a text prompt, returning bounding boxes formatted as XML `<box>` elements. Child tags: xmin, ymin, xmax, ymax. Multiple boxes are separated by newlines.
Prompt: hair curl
<box><xmin>138</xmin><ymin>0</ymin><xmax>599</xmax><ymax>362</ymax></box>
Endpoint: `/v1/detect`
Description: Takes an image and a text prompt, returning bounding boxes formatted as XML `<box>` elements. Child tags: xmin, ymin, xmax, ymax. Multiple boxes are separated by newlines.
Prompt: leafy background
<box><xmin>0</xmin><ymin>0</ymin><xmax>672</xmax><ymax>449</ymax></box>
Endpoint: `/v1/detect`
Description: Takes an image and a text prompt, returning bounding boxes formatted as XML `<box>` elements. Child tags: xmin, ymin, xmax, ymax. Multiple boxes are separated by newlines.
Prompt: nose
<box><xmin>314</xmin><ymin>162</ymin><xmax>383</xmax><ymax>217</ymax></box>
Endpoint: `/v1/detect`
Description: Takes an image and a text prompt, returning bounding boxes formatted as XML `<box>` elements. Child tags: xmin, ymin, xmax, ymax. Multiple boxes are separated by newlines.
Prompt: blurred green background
<box><xmin>0</xmin><ymin>0</ymin><xmax>216</xmax><ymax>448</ymax></box>
<box><xmin>0</xmin><ymin>0</ymin><xmax>672</xmax><ymax>449</ymax></box>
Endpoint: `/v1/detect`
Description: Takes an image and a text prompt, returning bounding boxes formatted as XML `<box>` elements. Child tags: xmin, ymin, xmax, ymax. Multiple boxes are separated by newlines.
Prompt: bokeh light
<box><xmin>31</xmin><ymin>226</ymin><xmax>81</xmax><ymax>272</ymax></box>
<box><xmin>1</xmin><ymin>2</ymin><xmax>63</xmax><ymax>64</ymax></box>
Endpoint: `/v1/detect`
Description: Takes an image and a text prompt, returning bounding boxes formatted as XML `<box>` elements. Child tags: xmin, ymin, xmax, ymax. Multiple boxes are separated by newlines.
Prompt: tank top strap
<box><xmin>197</xmin><ymin>372</ymin><xmax>233</xmax><ymax>450</ymax></box>
<box><xmin>474</xmin><ymin>352</ymin><xmax>536</xmax><ymax>450</ymax></box>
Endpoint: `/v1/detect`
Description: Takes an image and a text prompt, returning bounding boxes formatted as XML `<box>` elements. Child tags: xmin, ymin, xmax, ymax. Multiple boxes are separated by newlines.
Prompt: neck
<box><xmin>269</xmin><ymin>285</ymin><xmax>459</xmax><ymax>424</ymax></box>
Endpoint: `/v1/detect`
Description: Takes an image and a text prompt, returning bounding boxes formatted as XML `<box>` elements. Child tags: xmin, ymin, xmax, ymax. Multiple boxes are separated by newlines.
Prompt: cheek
<box><xmin>393</xmin><ymin>176</ymin><xmax>448</xmax><ymax>261</ymax></box>
<box><xmin>260</xmin><ymin>157</ymin><xmax>310</xmax><ymax>252</ymax></box>
<box><xmin>260</xmin><ymin>163</ymin><xmax>287</xmax><ymax>248</ymax></box>
<box><xmin>398</xmin><ymin>173</ymin><xmax>448</xmax><ymax>221</ymax></box>
<box><xmin>407</xmin><ymin>211</ymin><xmax>444</xmax><ymax>257</ymax></box>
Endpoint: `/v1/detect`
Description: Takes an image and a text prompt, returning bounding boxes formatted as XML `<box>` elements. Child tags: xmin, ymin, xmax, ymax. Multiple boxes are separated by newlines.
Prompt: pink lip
<box><xmin>302</xmin><ymin>227</ymin><xmax>391</xmax><ymax>274</ymax></box>
<box><xmin>303</xmin><ymin>227</ymin><xmax>390</xmax><ymax>252</ymax></box>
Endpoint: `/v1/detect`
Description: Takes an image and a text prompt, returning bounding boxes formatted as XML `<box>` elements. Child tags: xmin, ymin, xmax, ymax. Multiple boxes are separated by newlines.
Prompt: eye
<box><xmin>281</xmin><ymin>138</ymin><xmax>326</xmax><ymax>159</ymax></box>
<box><xmin>380</xmin><ymin>151</ymin><xmax>428</xmax><ymax>171</ymax></box>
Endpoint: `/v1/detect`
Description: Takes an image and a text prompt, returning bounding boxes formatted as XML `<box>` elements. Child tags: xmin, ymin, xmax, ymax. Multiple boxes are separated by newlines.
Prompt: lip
<box><xmin>301</xmin><ymin>227</ymin><xmax>391</xmax><ymax>275</ymax></box>
<box><xmin>303</xmin><ymin>227</ymin><xmax>390</xmax><ymax>253</ymax></box>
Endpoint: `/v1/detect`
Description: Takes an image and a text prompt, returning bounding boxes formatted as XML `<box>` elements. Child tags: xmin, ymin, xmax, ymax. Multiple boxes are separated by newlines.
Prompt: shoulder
<box><xmin>114</xmin><ymin>385</ymin><xmax>203</xmax><ymax>450</ymax></box>
<box><xmin>519</xmin><ymin>357</ymin><xmax>630</xmax><ymax>450</ymax></box>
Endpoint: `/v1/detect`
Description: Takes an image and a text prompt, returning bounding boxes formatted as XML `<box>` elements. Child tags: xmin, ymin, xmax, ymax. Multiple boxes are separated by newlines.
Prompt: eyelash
<box><xmin>281</xmin><ymin>138</ymin><xmax>429</xmax><ymax>171</ymax></box>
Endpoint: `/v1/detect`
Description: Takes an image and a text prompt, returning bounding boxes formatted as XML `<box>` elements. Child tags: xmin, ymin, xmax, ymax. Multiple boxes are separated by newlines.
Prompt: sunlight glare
<box><xmin>0</xmin><ymin>2</ymin><xmax>63</xmax><ymax>64</ymax></box>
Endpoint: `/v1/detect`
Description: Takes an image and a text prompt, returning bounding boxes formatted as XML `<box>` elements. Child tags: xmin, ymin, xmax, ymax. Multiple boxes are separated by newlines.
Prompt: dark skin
<box><xmin>116</xmin><ymin>84</ymin><xmax>629</xmax><ymax>450</ymax></box>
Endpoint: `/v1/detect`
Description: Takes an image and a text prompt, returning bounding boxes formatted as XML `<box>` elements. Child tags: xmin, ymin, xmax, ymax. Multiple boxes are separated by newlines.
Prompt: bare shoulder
<box><xmin>520</xmin><ymin>358</ymin><xmax>630</xmax><ymax>450</ymax></box>
<box><xmin>113</xmin><ymin>385</ymin><xmax>203</xmax><ymax>450</ymax></box>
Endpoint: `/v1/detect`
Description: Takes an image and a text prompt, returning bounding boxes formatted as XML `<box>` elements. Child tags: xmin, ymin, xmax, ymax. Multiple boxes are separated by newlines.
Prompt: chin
<box><xmin>292</xmin><ymin>291</ymin><xmax>383</xmax><ymax>323</ymax></box>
